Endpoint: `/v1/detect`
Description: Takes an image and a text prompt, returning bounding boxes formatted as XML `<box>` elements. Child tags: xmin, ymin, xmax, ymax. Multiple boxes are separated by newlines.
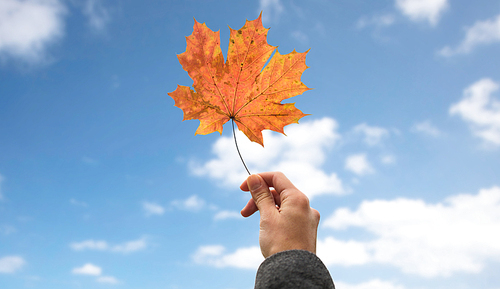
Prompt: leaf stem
<box><xmin>231</xmin><ymin>119</ymin><xmax>251</xmax><ymax>175</ymax></box>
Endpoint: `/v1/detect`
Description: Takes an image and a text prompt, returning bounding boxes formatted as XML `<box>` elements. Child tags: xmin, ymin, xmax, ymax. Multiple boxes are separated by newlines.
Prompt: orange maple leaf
<box><xmin>168</xmin><ymin>14</ymin><xmax>310</xmax><ymax>146</ymax></box>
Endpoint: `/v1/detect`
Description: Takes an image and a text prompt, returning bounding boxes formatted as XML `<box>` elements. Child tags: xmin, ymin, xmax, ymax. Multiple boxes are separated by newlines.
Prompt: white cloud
<box><xmin>439</xmin><ymin>15</ymin><xmax>500</xmax><ymax>57</ymax></box>
<box><xmin>0</xmin><ymin>173</ymin><xmax>4</xmax><ymax>201</ymax></box>
<box><xmin>97</xmin><ymin>276</ymin><xmax>120</xmax><ymax>284</ymax></box>
<box><xmin>395</xmin><ymin>0</ymin><xmax>448</xmax><ymax>26</ymax></box>
<box><xmin>335</xmin><ymin>279</ymin><xmax>406</xmax><ymax>289</ymax></box>
<box><xmin>72</xmin><ymin>263</ymin><xmax>102</xmax><ymax>276</ymax></box>
<box><xmin>0</xmin><ymin>256</ymin><xmax>25</xmax><ymax>273</ymax></box>
<box><xmin>142</xmin><ymin>201</ymin><xmax>165</xmax><ymax>216</ymax></box>
<box><xmin>171</xmin><ymin>195</ymin><xmax>206</xmax><ymax>212</ymax></box>
<box><xmin>411</xmin><ymin>120</ymin><xmax>441</xmax><ymax>137</ymax></box>
<box><xmin>258</xmin><ymin>0</ymin><xmax>284</xmax><ymax>24</ymax></box>
<box><xmin>0</xmin><ymin>0</ymin><xmax>66</xmax><ymax>64</ymax></box>
<box><xmin>214</xmin><ymin>210</ymin><xmax>241</xmax><ymax>221</ymax></box>
<box><xmin>318</xmin><ymin>237</ymin><xmax>371</xmax><ymax>266</ymax></box>
<box><xmin>450</xmin><ymin>78</ymin><xmax>500</xmax><ymax>146</ymax></box>
<box><xmin>192</xmin><ymin>245</ymin><xmax>263</xmax><ymax>270</ymax></box>
<box><xmin>353</xmin><ymin>123</ymin><xmax>389</xmax><ymax>146</ymax></box>
<box><xmin>70</xmin><ymin>237</ymin><xmax>147</xmax><ymax>253</ymax></box>
<box><xmin>83</xmin><ymin>0</ymin><xmax>110</xmax><ymax>31</ymax></box>
<box><xmin>321</xmin><ymin>186</ymin><xmax>500</xmax><ymax>277</ymax></box>
<box><xmin>111</xmin><ymin>238</ymin><xmax>147</xmax><ymax>253</ymax></box>
<box><xmin>190</xmin><ymin>117</ymin><xmax>345</xmax><ymax>199</ymax></box>
<box><xmin>345</xmin><ymin>154</ymin><xmax>374</xmax><ymax>176</ymax></box>
<box><xmin>72</xmin><ymin>263</ymin><xmax>120</xmax><ymax>284</ymax></box>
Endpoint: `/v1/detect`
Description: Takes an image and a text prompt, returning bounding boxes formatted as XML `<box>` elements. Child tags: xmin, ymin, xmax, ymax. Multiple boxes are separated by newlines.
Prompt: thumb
<box><xmin>247</xmin><ymin>174</ymin><xmax>276</xmax><ymax>216</ymax></box>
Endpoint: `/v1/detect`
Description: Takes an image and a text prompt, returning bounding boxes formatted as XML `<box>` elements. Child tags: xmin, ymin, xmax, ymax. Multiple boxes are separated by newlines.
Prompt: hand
<box><xmin>240</xmin><ymin>172</ymin><xmax>320</xmax><ymax>258</ymax></box>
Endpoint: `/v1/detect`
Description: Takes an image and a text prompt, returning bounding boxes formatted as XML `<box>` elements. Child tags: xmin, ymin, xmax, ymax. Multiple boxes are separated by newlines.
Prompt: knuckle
<box><xmin>312</xmin><ymin>208</ymin><xmax>321</xmax><ymax>222</ymax></box>
<box><xmin>294</xmin><ymin>194</ymin><xmax>311</xmax><ymax>209</ymax></box>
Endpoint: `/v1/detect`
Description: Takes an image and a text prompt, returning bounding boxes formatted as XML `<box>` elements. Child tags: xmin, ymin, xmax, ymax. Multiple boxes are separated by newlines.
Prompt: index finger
<box><xmin>240</xmin><ymin>171</ymin><xmax>298</xmax><ymax>195</ymax></box>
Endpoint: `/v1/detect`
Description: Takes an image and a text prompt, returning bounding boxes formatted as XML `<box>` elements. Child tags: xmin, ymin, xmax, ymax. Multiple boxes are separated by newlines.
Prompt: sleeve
<box><xmin>254</xmin><ymin>250</ymin><xmax>335</xmax><ymax>289</ymax></box>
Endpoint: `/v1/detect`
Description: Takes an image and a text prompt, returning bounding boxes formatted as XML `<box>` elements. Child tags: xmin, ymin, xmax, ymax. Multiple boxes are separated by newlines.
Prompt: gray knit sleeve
<box><xmin>255</xmin><ymin>250</ymin><xmax>335</xmax><ymax>289</ymax></box>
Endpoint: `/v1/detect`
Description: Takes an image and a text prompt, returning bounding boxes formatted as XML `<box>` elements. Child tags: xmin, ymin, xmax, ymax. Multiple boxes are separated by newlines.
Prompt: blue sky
<box><xmin>1</xmin><ymin>0</ymin><xmax>500</xmax><ymax>288</ymax></box>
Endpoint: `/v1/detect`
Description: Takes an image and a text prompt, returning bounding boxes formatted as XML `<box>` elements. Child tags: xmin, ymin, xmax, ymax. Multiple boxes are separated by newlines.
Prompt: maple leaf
<box><xmin>168</xmin><ymin>14</ymin><xmax>310</xmax><ymax>146</ymax></box>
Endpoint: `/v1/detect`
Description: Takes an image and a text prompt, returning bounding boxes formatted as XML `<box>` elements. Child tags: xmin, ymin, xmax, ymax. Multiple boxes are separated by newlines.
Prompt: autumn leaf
<box><xmin>168</xmin><ymin>14</ymin><xmax>310</xmax><ymax>146</ymax></box>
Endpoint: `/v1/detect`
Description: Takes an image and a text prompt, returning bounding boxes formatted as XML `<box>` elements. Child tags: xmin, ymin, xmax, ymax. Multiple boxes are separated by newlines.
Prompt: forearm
<box><xmin>255</xmin><ymin>250</ymin><xmax>335</xmax><ymax>289</ymax></box>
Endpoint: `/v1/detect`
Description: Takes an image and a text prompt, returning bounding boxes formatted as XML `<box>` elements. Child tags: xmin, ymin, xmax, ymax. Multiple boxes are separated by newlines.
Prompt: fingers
<box><xmin>241</xmin><ymin>198</ymin><xmax>257</xmax><ymax>217</ymax></box>
<box><xmin>240</xmin><ymin>172</ymin><xmax>297</xmax><ymax>195</ymax></box>
<box><xmin>244</xmin><ymin>174</ymin><xmax>278</xmax><ymax>217</ymax></box>
<box><xmin>241</xmin><ymin>188</ymin><xmax>280</xmax><ymax>217</ymax></box>
<box><xmin>240</xmin><ymin>172</ymin><xmax>300</xmax><ymax>218</ymax></box>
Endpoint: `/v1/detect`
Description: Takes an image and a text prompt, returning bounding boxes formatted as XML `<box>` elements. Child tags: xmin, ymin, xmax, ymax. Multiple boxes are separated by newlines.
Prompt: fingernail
<box><xmin>247</xmin><ymin>174</ymin><xmax>262</xmax><ymax>191</ymax></box>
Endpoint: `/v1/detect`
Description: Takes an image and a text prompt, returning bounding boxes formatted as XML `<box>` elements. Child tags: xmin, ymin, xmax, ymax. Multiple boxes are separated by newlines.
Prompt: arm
<box><xmin>240</xmin><ymin>172</ymin><xmax>335</xmax><ymax>289</ymax></box>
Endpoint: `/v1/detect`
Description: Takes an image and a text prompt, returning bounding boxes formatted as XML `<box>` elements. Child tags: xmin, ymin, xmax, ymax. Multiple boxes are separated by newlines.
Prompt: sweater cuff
<box><xmin>255</xmin><ymin>250</ymin><xmax>335</xmax><ymax>289</ymax></box>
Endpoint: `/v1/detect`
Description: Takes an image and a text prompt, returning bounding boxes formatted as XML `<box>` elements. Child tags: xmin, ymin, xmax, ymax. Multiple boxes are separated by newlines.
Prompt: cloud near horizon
<box><xmin>320</xmin><ymin>186</ymin><xmax>500</xmax><ymax>277</ymax></box>
<box><xmin>192</xmin><ymin>245</ymin><xmax>263</xmax><ymax>269</ymax></box>
<box><xmin>335</xmin><ymin>279</ymin><xmax>406</xmax><ymax>289</ymax></box>
<box><xmin>193</xmin><ymin>186</ymin><xmax>500</xmax><ymax>279</ymax></box>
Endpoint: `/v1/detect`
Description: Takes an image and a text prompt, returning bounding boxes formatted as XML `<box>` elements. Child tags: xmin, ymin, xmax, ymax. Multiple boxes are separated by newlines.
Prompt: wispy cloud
<box><xmin>0</xmin><ymin>225</ymin><xmax>16</xmax><ymax>235</ymax></box>
<box><xmin>70</xmin><ymin>237</ymin><xmax>147</xmax><ymax>253</ymax></box>
<box><xmin>142</xmin><ymin>201</ymin><xmax>165</xmax><ymax>216</ymax></box>
<box><xmin>411</xmin><ymin>120</ymin><xmax>442</xmax><ymax>137</ymax></box>
<box><xmin>345</xmin><ymin>153</ymin><xmax>374</xmax><ymax>176</ymax></box>
<box><xmin>0</xmin><ymin>256</ymin><xmax>25</xmax><ymax>274</ymax></box>
<box><xmin>450</xmin><ymin>78</ymin><xmax>500</xmax><ymax>146</ymax></box>
<box><xmin>0</xmin><ymin>0</ymin><xmax>66</xmax><ymax>64</ymax></box>
<box><xmin>171</xmin><ymin>195</ymin><xmax>206</xmax><ymax>212</ymax></box>
<box><xmin>81</xmin><ymin>156</ymin><xmax>99</xmax><ymax>165</ymax></box>
<box><xmin>258</xmin><ymin>0</ymin><xmax>284</xmax><ymax>24</ymax></box>
<box><xmin>356</xmin><ymin>14</ymin><xmax>395</xmax><ymax>30</ymax></box>
<box><xmin>111</xmin><ymin>238</ymin><xmax>147</xmax><ymax>254</ymax></box>
<box><xmin>291</xmin><ymin>30</ymin><xmax>308</xmax><ymax>44</ymax></box>
<box><xmin>439</xmin><ymin>14</ymin><xmax>500</xmax><ymax>57</ymax></box>
<box><xmin>82</xmin><ymin>0</ymin><xmax>110</xmax><ymax>32</ymax></box>
<box><xmin>192</xmin><ymin>245</ymin><xmax>263</xmax><ymax>269</ymax></box>
<box><xmin>395</xmin><ymin>0</ymin><xmax>448</xmax><ymax>26</ymax></box>
<box><xmin>380</xmin><ymin>154</ymin><xmax>397</xmax><ymax>165</ymax></box>
<box><xmin>213</xmin><ymin>210</ymin><xmax>241</xmax><ymax>221</ymax></box>
<box><xmin>189</xmin><ymin>118</ymin><xmax>345</xmax><ymax>199</ymax></box>
<box><xmin>320</xmin><ymin>186</ymin><xmax>500</xmax><ymax>277</ymax></box>
<box><xmin>97</xmin><ymin>276</ymin><xmax>120</xmax><ymax>284</ymax></box>
<box><xmin>353</xmin><ymin>123</ymin><xmax>390</xmax><ymax>146</ymax></box>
